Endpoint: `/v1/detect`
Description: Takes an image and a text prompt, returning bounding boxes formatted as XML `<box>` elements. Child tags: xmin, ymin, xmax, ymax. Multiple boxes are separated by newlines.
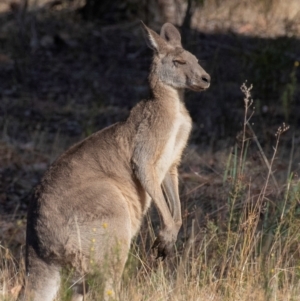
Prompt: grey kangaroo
<box><xmin>18</xmin><ymin>22</ymin><xmax>210</xmax><ymax>301</ymax></box>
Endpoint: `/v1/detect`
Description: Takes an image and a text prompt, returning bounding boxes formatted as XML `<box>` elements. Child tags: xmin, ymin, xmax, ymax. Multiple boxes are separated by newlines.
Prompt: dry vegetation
<box><xmin>1</xmin><ymin>0</ymin><xmax>300</xmax><ymax>300</ymax></box>
<box><xmin>193</xmin><ymin>0</ymin><xmax>300</xmax><ymax>37</ymax></box>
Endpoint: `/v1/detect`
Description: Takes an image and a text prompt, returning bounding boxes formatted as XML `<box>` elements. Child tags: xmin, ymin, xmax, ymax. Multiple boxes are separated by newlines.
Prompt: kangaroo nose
<box><xmin>201</xmin><ymin>73</ymin><xmax>211</xmax><ymax>86</ymax></box>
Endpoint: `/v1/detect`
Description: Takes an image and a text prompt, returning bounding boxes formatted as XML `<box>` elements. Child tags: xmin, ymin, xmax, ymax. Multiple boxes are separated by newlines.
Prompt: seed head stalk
<box><xmin>239</xmin><ymin>82</ymin><xmax>254</xmax><ymax>177</ymax></box>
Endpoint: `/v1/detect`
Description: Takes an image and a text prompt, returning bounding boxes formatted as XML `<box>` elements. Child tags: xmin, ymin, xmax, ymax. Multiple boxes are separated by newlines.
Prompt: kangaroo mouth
<box><xmin>189</xmin><ymin>85</ymin><xmax>208</xmax><ymax>92</ymax></box>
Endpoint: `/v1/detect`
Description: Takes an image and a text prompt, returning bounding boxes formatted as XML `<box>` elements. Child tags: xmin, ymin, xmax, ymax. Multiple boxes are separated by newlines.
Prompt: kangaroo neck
<box><xmin>149</xmin><ymin>74</ymin><xmax>184</xmax><ymax>105</ymax></box>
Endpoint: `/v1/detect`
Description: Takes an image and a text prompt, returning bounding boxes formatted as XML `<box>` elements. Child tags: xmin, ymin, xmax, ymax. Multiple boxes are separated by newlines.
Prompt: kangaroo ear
<box><xmin>141</xmin><ymin>21</ymin><xmax>168</xmax><ymax>53</ymax></box>
<box><xmin>160</xmin><ymin>23</ymin><xmax>182</xmax><ymax>48</ymax></box>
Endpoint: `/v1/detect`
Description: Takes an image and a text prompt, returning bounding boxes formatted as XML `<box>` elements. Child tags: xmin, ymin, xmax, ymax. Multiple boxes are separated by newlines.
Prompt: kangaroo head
<box><xmin>142</xmin><ymin>22</ymin><xmax>210</xmax><ymax>92</ymax></box>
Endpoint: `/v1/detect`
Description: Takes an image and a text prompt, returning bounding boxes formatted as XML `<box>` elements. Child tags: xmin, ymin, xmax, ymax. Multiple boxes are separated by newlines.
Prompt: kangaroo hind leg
<box><xmin>69</xmin><ymin>183</ymin><xmax>133</xmax><ymax>301</ymax></box>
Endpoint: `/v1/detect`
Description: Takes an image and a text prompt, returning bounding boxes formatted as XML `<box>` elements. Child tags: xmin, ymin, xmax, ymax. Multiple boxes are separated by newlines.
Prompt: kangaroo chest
<box><xmin>156</xmin><ymin>108</ymin><xmax>192</xmax><ymax>181</ymax></box>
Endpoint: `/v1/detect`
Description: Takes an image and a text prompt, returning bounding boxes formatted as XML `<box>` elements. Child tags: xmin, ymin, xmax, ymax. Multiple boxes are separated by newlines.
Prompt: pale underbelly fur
<box><xmin>157</xmin><ymin>111</ymin><xmax>191</xmax><ymax>183</ymax></box>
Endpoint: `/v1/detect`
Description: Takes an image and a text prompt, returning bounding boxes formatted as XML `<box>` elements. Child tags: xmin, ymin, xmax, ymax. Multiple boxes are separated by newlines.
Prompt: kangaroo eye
<box><xmin>173</xmin><ymin>59</ymin><xmax>186</xmax><ymax>66</ymax></box>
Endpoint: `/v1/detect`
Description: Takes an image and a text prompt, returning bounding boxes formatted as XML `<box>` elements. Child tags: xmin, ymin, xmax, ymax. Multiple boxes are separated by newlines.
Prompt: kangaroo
<box><xmin>18</xmin><ymin>22</ymin><xmax>210</xmax><ymax>301</ymax></box>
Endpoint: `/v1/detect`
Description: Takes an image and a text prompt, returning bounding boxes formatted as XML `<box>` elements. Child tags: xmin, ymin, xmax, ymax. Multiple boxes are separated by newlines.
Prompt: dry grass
<box><xmin>192</xmin><ymin>0</ymin><xmax>300</xmax><ymax>37</ymax></box>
